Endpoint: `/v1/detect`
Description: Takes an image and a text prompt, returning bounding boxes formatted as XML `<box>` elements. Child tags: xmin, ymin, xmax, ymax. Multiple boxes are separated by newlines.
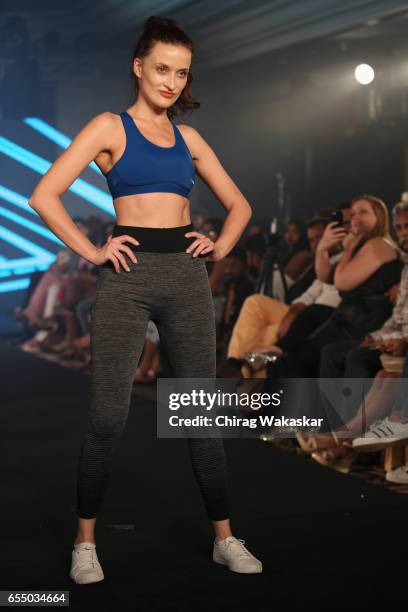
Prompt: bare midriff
<box><xmin>113</xmin><ymin>192</ymin><xmax>192</xmax><ymax>228</ymax></box>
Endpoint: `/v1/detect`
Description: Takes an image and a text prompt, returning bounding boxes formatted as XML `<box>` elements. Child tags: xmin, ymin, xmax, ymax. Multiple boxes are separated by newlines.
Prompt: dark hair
<box><xmin>129</xmin><ymin>15</ymin><xmax>200</xmax><ymax>120</ymax></box>
<box><xmin>306</xmin><ymin>217</ymin><xmax>328</xmax><ymax>230</ymax></box>
<box><xmin>280</xmin><ymin>218</ymin><xmax>310</xmax><ymax>265</ymax></box>
<box><xmin>284</xmin><ymin>218</ymin><xmax>309</xmax><ymax>250</ymax></box>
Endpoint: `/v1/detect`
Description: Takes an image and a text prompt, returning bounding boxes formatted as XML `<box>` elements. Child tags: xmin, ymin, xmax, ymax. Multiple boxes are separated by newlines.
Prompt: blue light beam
<box><xmin>0</xmin><ymin>136</ymin><xmax>114</xmax><ymax>215</ymax></box>
<box><xmin>23</xmin><ymin>117</ymin><xmax>103</xmax><ymax>175</ymax></box>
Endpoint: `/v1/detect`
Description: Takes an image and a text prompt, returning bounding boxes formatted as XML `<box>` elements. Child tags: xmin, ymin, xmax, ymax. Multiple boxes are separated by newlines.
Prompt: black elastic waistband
<box><xmin>111</xmin><ymin>223</ymin><xmax>196</xmax><ymax>253</ymax></box>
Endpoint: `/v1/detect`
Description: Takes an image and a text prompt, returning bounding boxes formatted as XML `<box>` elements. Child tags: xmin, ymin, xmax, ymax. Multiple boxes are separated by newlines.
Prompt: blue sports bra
<box><xmin>103</xmin><ymin>111</ymin><xmax>196</xmax><ymax>199</ymax></box>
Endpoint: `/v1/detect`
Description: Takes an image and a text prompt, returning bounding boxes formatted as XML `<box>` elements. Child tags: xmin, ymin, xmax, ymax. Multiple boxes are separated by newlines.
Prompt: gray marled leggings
<box><xmin>76</xmin><ymin>223</ymin><xmax>229</xmax><ymax>521</ymax></box>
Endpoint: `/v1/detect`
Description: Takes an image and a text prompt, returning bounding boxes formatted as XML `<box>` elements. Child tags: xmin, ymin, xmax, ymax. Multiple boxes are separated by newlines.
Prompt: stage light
<box><xmin>0</xmin><ymin>203</ymin><xmax>64</xmax><ymax>246</ymax></box>
<box><xmin>23</xmin><ymin>117</ymin><xmax>103</xmax><ymax>175</ymax></box>
<box><xmin>0</xmin><ymin>185</ymin><xmax>64</xmax><ymax>245</ymax></box>
<box><xmin>0</xmin><ymin>136</ymin><xmax>114</xmax><ymax>214</ymax></box>
<box><xmin>0</xmin><ymin>185</ymin><xmax>38</xmax><ymax>215</ymax></box>
<box><xmin>0</xmin><ymin>278</ymin><xmax>30</xmax><ymax>293</ymax></box>
<box><xmin>0</xmin><ymin>224</ymin><xmax>54</xmax><ymax>262</ymax></box>
<box><xmin>354</xmin><ymin>63</ymin><xmax>375</xmax><ymax>85</ymax></box>
<box><xmin>0</xmin><ymin>224</ymin><xmax>55</xmax><ymax>279</ymax></box>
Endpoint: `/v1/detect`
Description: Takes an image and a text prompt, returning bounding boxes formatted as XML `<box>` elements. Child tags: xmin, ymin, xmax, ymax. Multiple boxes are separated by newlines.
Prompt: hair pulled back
<box><xmin>130</xmin><ymin>15</ymin><xmax>200</xmax><ymax>119</ymax></box>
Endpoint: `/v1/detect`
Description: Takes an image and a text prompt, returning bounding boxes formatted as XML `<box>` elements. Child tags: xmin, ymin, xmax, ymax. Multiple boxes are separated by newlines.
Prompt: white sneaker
<box><xmin>386</xmin><ymin>463</ymin><xmax>408</xmax><ymax>484</ymax></box>
<box><xmin>70</xmin><ymin>542</ymin><xmax>104</xmax><ymax>584</ymax></box>
<box><xmin>352</xmin><ymin>418</ymin><xmax>408</xmax><ymax>451</ymax></box>
<box><xmin>213</xmin><ymin>536</ymin><xmax>262</xmax><ymax>574</ymax></box>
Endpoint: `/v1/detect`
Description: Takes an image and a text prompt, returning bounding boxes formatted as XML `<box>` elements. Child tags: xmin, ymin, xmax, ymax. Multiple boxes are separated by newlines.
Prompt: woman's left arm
<box><xmin>180</xmin><ymin>126</ymin><xmax>252</xmax><ymax>260</ymax></box>
<box><xmin>334</xmin><ymin>236</ymin><xmax>397</xmax><ymax>291</ymax></box>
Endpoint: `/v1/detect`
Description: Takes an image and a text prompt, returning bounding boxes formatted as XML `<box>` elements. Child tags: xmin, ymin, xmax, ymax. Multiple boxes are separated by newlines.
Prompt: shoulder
<box><xmin>176</xmin><ymin>124</ymin><xmax>200</xmax><ymax>139</ymax></box>
<box><xmin>175</xmin><ymin>124</ymin><xmax>210</xmax><ymax>159</ymax></box>
<box><xmin>363</xmin><ymin>236</ymin><xmax>398</xmax><ymax>258</ymax></box>
<box><xmin>79</xmin><ymin>112</ymin><xmax>121</xmax><ymax>148</ymax></box>
<box><xmin>85</xmin><ymin>111</ymin><xmax>119</xmax><ymax>130</ymax></box>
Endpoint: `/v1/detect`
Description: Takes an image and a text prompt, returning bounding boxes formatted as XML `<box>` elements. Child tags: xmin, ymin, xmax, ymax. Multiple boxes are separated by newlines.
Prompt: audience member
<box><xmin>280</xmin><ymin>219</ymin><xmax>313</xmax><ymax>282</ymax></box>
<box><xmin>297</xmin><ymin>200</ymin><xmax>408</xmax><ymax>469</ymax></box>
<box><xmin>274</xmin><ymin>195</ymin><xmax>402</xmax><ymax>378</ymax></box>
<box><xmin>217</xmin><ymin>218</ymin><xmax>330</xmax><ymax>377</ymax></box>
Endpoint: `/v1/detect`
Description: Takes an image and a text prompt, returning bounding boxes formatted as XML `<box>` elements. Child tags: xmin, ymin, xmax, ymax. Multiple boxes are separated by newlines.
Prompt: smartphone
<box><xmin>330</xmin><ymin>210</ymin><xmax>343</xmax><ymax>227</ymax></box>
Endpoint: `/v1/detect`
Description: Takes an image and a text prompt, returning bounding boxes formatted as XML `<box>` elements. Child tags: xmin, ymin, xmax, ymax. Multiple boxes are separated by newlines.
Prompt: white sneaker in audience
<box><xmin>213</xmin><ymin>536</ymin><xmax>262</xmax><ymax>574</ymax></box>
<box><xmin>352</xmin><ymin>418</ymin><xmax>408</xmax><ymax>451</ymax></box>
<box><xmin>70</xmin><ymin>542</ymin><xmax>104</xmax><ymax>584</ymax></box>
<box><xmin>386</xmin><ymin>463</ymin><xmax>408</xmax><ymax>485</ymax></box>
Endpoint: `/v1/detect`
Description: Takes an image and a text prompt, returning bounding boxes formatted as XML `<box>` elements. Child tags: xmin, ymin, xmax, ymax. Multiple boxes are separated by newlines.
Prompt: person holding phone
<box><xmin>276</xmin><ymin>196</ymin><xmax>402</xmax><ymax>379</ymax></box>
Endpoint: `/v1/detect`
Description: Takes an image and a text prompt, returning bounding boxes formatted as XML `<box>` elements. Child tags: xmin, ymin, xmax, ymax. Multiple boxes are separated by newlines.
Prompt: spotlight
<box><xmin>354</xmin><ymin>63</ymin><xmax>375</xmax><ymax>85</ymax></box>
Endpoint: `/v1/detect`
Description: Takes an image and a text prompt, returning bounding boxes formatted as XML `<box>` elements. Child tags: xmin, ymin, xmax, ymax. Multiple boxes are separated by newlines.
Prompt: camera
<box><xmin>329</xmin><ymin>210</ymin><xmax>343</xmax><ymax>227</ymax></box>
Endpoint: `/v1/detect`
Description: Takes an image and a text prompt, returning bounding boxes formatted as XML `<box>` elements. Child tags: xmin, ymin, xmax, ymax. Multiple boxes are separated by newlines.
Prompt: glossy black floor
<box><xmin>2</xmin><ymin>340</ymin><xmax>407</xmax><ymax>611</ymax></box>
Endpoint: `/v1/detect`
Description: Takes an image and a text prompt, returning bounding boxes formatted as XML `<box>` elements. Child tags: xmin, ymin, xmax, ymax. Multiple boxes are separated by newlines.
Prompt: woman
<box><xmin>281</xmin><ymin>219</ymin><xmax>313</xmax><ymax>282</ymax></box>
<box><xmin>284</xmin><ymin>196</ymin><xmax>402</xmax><ymax>469</ymax></box>
<box><xmin>28</xmin><ymin>16</ymin><xmax>262</xmax><ymax>583</ymax></box>
<box><xmin>270</xmin><ymin>196</ymin><xmax>402</xmax><ymax>378</ymax></box>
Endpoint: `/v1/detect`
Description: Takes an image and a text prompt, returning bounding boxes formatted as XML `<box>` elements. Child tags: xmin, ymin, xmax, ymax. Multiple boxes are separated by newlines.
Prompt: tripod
<box><xmin>255</xmin><ymin>231</ymin><xmax>289</xmax><ymax>303</ymax></box>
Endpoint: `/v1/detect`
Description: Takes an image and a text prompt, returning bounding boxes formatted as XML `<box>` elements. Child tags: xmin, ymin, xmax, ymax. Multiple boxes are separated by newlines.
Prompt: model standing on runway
<box><xmin>29</xmin><ymin>15</ymin><xmax>262</xmax><ymax>583</ymax></box>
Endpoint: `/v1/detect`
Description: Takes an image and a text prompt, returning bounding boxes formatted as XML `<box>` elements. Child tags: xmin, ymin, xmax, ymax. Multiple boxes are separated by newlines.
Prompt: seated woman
<box><xmin>269</xmin><ymin>195</ymin><xmax>403</xmax><ymax>378</ymax></box>
<box><xmin>280</xmin><ymin>219</ymin><xmax>313</xmax><ymax>282</ymax></box>
<box><xmin>276</xmin><ymin>196</ymin><xmax>403</xmax><ymax>470</ymax></box>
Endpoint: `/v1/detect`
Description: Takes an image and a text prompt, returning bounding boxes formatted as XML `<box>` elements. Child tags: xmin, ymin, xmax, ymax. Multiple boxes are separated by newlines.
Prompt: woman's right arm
<box><xmin>28</xmin><ymin>112</ymin><xmax>138</xmax><ymax>271</ymax></box>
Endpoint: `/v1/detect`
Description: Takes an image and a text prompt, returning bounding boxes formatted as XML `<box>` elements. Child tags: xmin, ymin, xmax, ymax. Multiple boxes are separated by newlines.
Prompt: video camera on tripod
<box><xmin>255</xmin><ymin>170</ymin><xmax>295</xmax><ymax>301</ymax></box>
<box><xmin>255</xmin><ymin>217</ymin><xmax>289</xmax><ymax>303</ymax></box>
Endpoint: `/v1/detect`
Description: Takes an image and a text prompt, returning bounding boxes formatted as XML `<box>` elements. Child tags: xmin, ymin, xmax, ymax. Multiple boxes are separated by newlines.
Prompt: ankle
<box><xmin>74</xmin><ymin>536</ymin><xmax>96</xmax><ymax>545</ymax></box>
<box><xmin>215</xmin><ymin>533</ymin><xmax>233</xmax><ymax>543</ymax></box>
<box><xmin>388</xmin><ymin>410</ymin><xmax>408</xmax><ymax>423</ymax></box>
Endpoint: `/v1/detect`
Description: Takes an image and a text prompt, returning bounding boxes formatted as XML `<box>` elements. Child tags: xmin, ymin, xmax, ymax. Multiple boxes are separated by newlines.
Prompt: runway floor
<box><xmin>2</xmin><ymin>340</ymin><xmax>407</xmax><ymax>611</ymax></box>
